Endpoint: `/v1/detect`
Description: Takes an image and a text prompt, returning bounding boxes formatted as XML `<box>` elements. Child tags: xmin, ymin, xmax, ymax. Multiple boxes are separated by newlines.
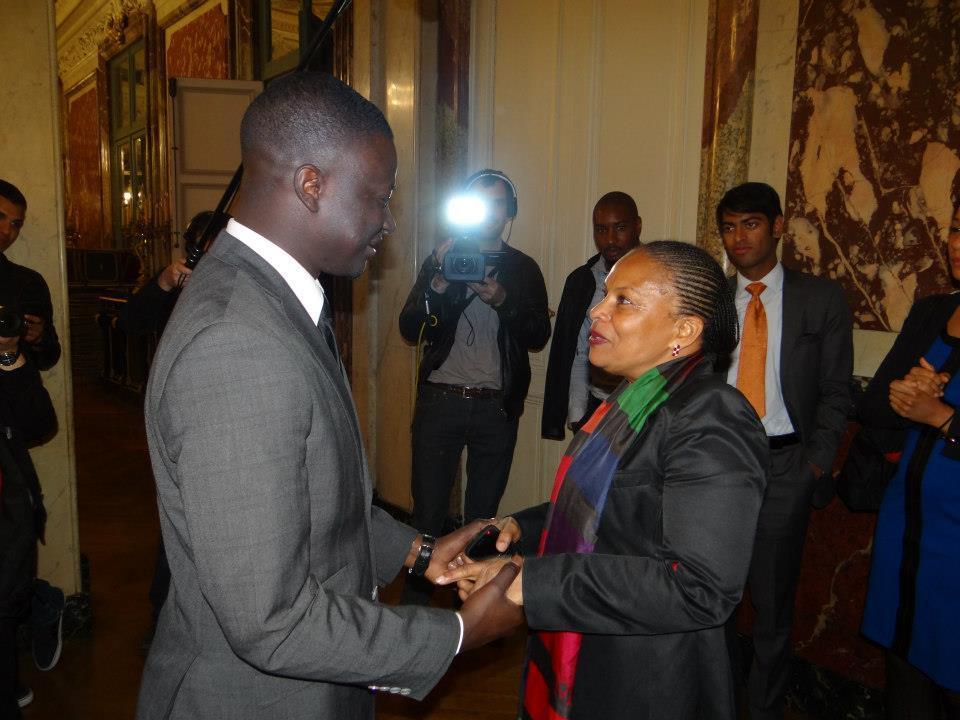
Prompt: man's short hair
<box><xmin>240</xmin><ymin>72</ymin><xmax>392</xmax><ymax>168</ymax></box>
<box><xmin>0</xmin><ymin>179</ymin><xmax>27</xmax><ymax>211</ymax></box>
<box><xmin>594</xmin><ymin>191</ymin><xmax>638</xmax><ymax>219</ymax></box>
<box><xmin>716</xmin><ymin>182</ymin><xmax>782</xmax><ymax>230</ymax></box>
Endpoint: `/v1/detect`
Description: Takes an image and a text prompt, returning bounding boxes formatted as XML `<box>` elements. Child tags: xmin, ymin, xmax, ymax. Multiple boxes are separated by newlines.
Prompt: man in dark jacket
<box><xmin>399</xmin><ymin>170</ymin><xmax>550</xmax><ymax>603</ymax></box>
<box><xmin>0</xmin><ymin>180</ymin><xmax>60</xmax><ymax>372</ymax></box>
<box><xmin>0</xmin><ymin>304</ymin><xmax>57</xmax><ymax>717</ymax></box>
<box><xmin>541</xmin><ymin>191</ymin><xmax>641</xmax><ymax>440</ymax></box>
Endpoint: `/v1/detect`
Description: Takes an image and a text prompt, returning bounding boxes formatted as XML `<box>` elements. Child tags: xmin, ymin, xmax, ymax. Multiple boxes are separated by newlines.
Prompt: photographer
<box><xmin>0</xmin><ymin>312</ymin><xmax>57</xmax><ymax>716</ymax></box>
<box><xmin>0</xmin><ymin>180</ymin><xmax>60</xmax><ymax>372</ymax></box>
<box><xmin>398</xmin><ymin>169</ymin><xmax>550</xmax><ymax>605</ymax></box>
<box><xmin>119</xmin><ymin>211</ymin><xmax>228</xmax><ymax>337</ymax></box>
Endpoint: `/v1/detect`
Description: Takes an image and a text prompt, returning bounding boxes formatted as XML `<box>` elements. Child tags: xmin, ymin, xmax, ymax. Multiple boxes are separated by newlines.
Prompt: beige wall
<box><xmin>0</xmin><ymin>0</ymin><xmax>81</xmax><ymax>593</ymax></box>
<box><xmin>354</xmin><ymin>0</ymin><xmax>710</xmax><ymax>511</ymax></box>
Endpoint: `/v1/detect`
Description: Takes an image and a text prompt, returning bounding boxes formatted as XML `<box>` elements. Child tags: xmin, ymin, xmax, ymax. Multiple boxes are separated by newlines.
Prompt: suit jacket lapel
<box><xmin>780</xmin><ymin>267</ymin><xmax>802</xmax><ymax>361</ymax></box>
<box><xmin>209</xmin><ymin>235</ymin><xmax>368</xmax><ymax>488</ymax></box>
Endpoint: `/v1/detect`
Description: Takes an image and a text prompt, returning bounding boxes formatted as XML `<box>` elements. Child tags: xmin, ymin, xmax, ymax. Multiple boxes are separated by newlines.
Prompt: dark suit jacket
<box><xmin>541</xmin><ymin>254</ymin><xmax>600</xmax><ymax>440</ymax></box>
<box><xmin>730</xmin><ymin>267</ymin><xmax>853</xmax><ymax>475</ymax></box>
<box><xmin>517</xmin><ymin>364</ymin><xmax>768</xmax><ymax>719</ymax></box>
<box><xmin>137</xmin><ymin>233</ymin><xmax>459</xmax><ymax>720</ymax></box>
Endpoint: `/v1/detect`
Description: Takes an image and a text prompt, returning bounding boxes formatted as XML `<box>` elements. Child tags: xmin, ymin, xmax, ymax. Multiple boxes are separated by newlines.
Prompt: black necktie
<box><xmin>319</xmin><ymin>300</ymin><xmax>339</xmax><ymax>359</ymax></box>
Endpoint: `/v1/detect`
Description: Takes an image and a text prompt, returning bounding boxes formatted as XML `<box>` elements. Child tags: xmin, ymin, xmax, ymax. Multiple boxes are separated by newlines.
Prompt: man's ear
<box><xmin>773</xmin><ymin>214</ymin><xmax>785</xmax><ymax>239</ymax></box>
<box><xmin>635</xmin><ymin>216</ymin><xmax>643</xmax><ymax>239</ymax></box>
<box><xmin>294</xmin><ymin>165</ymin><xmax>325</xmax><ymax>213</ymax></box>
<box><xmin>676</xmin><ymin>314</ymin><xmax>705</xmax><ymax>350</ymax></box>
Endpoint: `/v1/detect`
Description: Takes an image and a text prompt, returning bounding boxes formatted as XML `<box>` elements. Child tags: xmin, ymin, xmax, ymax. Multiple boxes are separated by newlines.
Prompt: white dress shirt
<box><xmin>726</xmin><ymin>262</ymin><xmax>795</xmax><ymax>437</ymax></box>
<box><xmin>227</xmin><ymin>219</ymin><xmax>326</xmax><ymax>322</ymax></box>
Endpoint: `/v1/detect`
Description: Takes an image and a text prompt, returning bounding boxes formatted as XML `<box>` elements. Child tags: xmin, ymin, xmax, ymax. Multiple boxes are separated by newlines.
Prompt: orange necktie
<box><xmin>737</xmin><ymin>282</ymin><xmax>767</xmax><ymax>418</ymax></box>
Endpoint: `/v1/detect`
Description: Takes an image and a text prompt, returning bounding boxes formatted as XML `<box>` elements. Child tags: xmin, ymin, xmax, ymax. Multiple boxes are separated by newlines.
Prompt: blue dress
<box><xmin>862</xmin><ymin>333</ymin><xmax>960</xmax><ymax>692</ymax></box>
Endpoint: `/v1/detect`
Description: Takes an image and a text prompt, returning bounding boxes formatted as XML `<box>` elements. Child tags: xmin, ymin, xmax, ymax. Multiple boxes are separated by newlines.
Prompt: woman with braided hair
<box><xmin>438</xmin><ymin>241</ymin><xmax>768</xmax><ymax>719</ymax></box>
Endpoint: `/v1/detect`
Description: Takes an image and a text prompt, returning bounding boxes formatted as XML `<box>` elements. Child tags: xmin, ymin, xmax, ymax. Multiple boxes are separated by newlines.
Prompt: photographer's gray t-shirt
<box><xmin>428</xmin><ymin>287</ymin><xmax>501</xmax><ymax>390</ymax></box>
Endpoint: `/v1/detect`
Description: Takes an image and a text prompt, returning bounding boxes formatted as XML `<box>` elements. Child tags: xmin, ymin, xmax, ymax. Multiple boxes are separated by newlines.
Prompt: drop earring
<box><xmin>671</xmin><ymin>344</ymin><xmax>681</xmax><ymax>357</ymax></box>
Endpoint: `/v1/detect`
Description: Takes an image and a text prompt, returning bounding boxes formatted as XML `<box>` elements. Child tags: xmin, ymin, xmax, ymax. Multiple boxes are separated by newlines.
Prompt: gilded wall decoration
<box><xmin>784</xmin><ymin>0</ymin><xmax>960</xmax><ymax>331</ymax></box>
<box><xmin>165</xmin><ymin>4</ymin><xmax>228</xmax><ymax>79</ymax></box>
<box><xmin>65</xmin><ymin>83</ymin><xmax>106</xmax><ymax>249</ymax></box>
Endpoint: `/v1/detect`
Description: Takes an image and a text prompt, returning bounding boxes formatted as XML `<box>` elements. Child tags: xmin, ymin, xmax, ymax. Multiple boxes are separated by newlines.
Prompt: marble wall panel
<box><xmin>166</xmin><ymin>4</ymin><xmax>228</xmax><ymax>80</ymax></box>
<box><xmin>784</xmin><ymin>0</ymin><xmax>960</xmax><ymax>332</ymax></box>
<box><xmin>64</xmin><ymin>82</ymin><xmax>105</xmax><ymax>249</ymax></box>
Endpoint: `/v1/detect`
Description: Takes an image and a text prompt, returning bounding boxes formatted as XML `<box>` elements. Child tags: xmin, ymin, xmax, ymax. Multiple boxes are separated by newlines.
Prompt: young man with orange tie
<box><xmin>718</xmin><ymin>182</ymin><xmax>852</xmax><ymax>720</ymax></box>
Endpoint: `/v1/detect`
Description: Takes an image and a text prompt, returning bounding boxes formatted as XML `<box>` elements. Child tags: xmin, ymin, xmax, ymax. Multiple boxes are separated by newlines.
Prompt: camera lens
<box><xmin>0</xmin><ymin>308</ymin><xmax>23</xmax><ymax>338</ymax></box>
<box><xmin>453</xmin><ymin>256</ymin><xmax>478</xmax><ymax>275</ymax></box>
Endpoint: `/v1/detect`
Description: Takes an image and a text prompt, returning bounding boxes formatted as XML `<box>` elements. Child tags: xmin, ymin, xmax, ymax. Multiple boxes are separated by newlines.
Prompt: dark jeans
<box><xmin>402</xmin><ymin>383</ymin><xmax>519</xmax><ymax>605</ymax></box>
<box><xmin>886</xmin><ymin>651</ymin><xmax>960</xmax><ymax>720</ymax></box>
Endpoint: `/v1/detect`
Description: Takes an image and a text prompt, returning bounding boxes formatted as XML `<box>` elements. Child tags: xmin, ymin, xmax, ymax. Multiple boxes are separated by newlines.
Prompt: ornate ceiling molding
<box><xmin>57</xmin><ymin>0</ymin><xmax>148</xmax><ymax>90</ymax></box>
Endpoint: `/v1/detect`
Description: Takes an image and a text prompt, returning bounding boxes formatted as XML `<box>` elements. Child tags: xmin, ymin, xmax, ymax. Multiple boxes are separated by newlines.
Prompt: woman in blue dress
<box><xmin>859</xmin><ymin>201</ymin><xmax>960</xmax><ymax>719</ymax></box>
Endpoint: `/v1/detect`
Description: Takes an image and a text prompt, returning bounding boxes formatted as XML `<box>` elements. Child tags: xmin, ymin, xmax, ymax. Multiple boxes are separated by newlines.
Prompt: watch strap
<box><xmin>410</xmin><ymin>534</ymin><xmax>436</xmax><ymax>577</ymax></box>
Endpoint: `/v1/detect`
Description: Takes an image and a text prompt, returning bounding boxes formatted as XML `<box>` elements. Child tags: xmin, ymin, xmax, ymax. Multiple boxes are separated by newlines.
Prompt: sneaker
<box><xmin>33</xmin><ymin>606</ymin><xmax>63</xmax><ymax>671</ymax></box>
<box><xmin>31</xmin><ymin>580</ymin><xmax>65</xmax><ymax>671</ymax></box>
<box><xmin>16</xmin><ymin>684</ymin><xmax>33</xmax><ymax>708</ymax></box>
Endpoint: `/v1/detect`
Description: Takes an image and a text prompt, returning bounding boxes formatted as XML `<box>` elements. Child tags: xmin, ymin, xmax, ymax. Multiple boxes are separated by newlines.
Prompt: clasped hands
<box><xmin>413</xmin><ymin>517</ymin><xmax>524</xmax><ymax>651</ymax></box>
<box><xmin>889</xmin><ymin>357</ymin><xmax>954</xmax><ymax>429</ymax></box>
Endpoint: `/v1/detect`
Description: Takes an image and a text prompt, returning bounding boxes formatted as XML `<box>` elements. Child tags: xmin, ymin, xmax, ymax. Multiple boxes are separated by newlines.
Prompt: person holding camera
<box><xmin>398</xmin><ymin>169</ymin><xmax>551</xmax><ymax>605</ymax></box>
<box><xmin>0</xmin><ymin>180</ymin><xmax>61</xmax><ymax>372</ymax></box>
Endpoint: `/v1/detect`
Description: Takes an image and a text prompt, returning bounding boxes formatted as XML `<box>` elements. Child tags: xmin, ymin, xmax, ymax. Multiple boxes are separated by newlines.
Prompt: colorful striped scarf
<box><xmin>521</xmin><ymin>352</ymin><xmax>706</xmax><ymax>720</ymax></box>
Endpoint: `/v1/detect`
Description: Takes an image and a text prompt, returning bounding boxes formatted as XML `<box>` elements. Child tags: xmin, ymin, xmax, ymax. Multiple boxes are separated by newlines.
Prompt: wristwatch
<box><xmin>0</xmin><ymin>350</ymin><xmax>20</xmax><ymax>367</ymax></box>
<box><xmin>409</xmin><ymin>534</ymin><xmax>436</xmax><ymax>577</ymax></box>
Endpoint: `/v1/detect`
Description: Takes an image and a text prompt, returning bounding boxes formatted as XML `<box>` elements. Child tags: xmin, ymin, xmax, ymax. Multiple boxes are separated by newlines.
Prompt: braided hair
<box><xmin>638</xmin><ymin>240</ymin><xmax>739</xmax><ymax>360</ymax></box>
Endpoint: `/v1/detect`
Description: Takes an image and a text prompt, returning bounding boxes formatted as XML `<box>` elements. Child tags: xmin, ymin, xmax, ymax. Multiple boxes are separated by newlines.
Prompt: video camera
<box><xmin>441</xmin><ymin>194</ymin><xmax>508</xmax><ymax>283</ymax></box>
<box><xmin>0</xmin><ymin>305</ymin><xmax>24</xmax><ymax>339</ymax></box>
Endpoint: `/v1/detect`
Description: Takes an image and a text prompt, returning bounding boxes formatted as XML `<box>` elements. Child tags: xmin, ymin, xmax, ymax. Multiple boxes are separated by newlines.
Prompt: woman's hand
<box><xmin>437</xmin><ymin>554</ymin><xmax>524</xmax><ymax>605</ymax></box>
<box><xmin>904</xmin><ymin>357</ymin><xmax>950</xmax><ymax>398</ymax></box>
<box><xmin>889</xmin><ymin>375</ymin><xmax>954</xmax><ymax>429</ymax></box>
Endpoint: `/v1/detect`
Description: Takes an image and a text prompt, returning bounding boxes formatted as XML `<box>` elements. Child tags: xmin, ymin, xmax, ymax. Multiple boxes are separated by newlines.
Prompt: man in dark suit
<box><xmin>718</xmin><ymin>182</ymin><xmax>852</xmax><ymax>720</ymax></box>
<box><xmin>136</xmin><ymin>73</ymin><xmax>521</xmax><ymax>720</ymax></box>
<box><xmin>541</xmin><ymin>191</ymin><xmax>641</xmax><ymax>440</ymax></box>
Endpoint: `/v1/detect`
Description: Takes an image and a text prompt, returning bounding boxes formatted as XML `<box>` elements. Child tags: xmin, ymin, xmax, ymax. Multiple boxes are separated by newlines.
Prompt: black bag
<box><xmin>836</xmin><ymin>425</ymin><xmax>903</xmax><ymax>512</ymax></box>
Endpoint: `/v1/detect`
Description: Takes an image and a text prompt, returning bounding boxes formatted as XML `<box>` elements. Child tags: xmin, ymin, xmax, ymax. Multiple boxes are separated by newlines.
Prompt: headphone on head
<box><xmin>463</xmin><ymin>169</ymin><xmax>518</xmax><ymax>219</ymax></box>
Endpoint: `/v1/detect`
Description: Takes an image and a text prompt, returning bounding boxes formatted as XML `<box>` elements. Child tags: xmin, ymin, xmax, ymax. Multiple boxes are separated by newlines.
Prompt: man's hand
<box><xmin>467</xmin><ymin>276</ymin><xmax>506</xmax><ymax>307</ymax></box>
<box><xmin>22</xmin><ymin>314</ymin><xmax>44</xmax><ymax>345</ymax></box>
<box><xmin>458</xmin><ymin>561</ymin><xmax>524</xmax><ymax>652</ymax></box>
<box><xmin>429</xmin><ymin>239</ymin><xmax>454</xmax><ymax>294</ymax></box>
<box><xmin>429</xmin><ymin>518</ymin><xmax>493</xmax><ymax>581</ymax></box>
<box><xmin>157</xmin><ymin>258</ymin><xmax>193</xmax><ymax>292</ymax></box>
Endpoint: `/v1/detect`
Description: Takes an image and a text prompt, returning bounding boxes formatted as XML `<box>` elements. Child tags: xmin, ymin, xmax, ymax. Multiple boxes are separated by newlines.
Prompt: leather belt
<box><xmin>768</xmin><ymin>432</ymin><xmax>799</xmax><ymax>450</ymax></box>
<box><xmin>424</xmin><ymin>381</ymin><xmax>501</xmax><ymax>400</ymax></box>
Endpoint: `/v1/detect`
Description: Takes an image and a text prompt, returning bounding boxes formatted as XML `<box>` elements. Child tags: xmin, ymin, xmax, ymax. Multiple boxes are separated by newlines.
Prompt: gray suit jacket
<box><xmin>136</xmin><ymin>233</ymin><xmax>459</xmax><ymax>720</ymax></box>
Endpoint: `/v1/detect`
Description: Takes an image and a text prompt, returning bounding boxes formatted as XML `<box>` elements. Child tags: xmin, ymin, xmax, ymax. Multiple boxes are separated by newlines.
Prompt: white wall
<box><xmin>470</xmin><ymin>0</ymin><xmax>710</xmax><ymax>512</ymax></box>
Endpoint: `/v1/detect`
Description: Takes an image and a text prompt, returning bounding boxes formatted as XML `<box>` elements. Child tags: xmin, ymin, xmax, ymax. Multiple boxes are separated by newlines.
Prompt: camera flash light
<box><xmin>445</xmin><ymin>194</ymin><xmax>488</xmax><ymax>228</ymax></box>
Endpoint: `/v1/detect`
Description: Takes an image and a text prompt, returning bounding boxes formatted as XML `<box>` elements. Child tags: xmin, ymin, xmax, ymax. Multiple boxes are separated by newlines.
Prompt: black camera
<box><xmin>442</xmin><ymin>241</ymin><xmax>507</xmax><ymax>283</ymax></box>
<box><xmin>0</xmin><ymin>305</ymin><xmax>24</xmax><ymax>339</ymax></box>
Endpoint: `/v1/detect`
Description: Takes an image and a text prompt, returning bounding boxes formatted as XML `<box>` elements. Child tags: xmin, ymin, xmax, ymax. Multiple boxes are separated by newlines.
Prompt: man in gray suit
<box><xmin>718</xmin><ymin>182</ymin><xmax>853</xmax><ymax>720</ymax></box>
<box><xmin>136</xmin><ymin>73</ymin><xmax>522</xmax><ymax>720</ymax></box>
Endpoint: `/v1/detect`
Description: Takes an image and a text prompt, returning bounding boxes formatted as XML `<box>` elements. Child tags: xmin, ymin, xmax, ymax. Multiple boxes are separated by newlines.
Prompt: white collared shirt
<box><xmin>226</xmin><ymin>218</ymin><xmax>326</xmax><ymax>323</ymax></box>
<box><xmin>726</xmin><ymin>262</ymin><xmax>795</xmax><ymax>436</ymax></box>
